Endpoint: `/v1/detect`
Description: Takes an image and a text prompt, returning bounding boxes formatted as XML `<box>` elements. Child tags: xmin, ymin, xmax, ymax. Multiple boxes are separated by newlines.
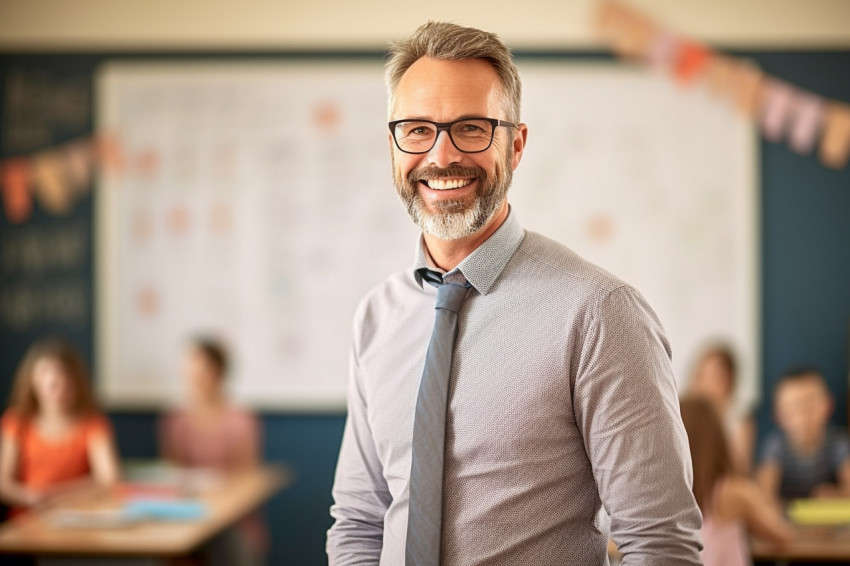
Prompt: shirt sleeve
<box><xmin>84</xmin><ymin>414</ymin><xmax>114</xmax><ymax>440</ymax></box>
<box><xmin>759</xmin><ymin>430</ymin><xmax>785</xmax><ymax>465</ymax></box>
<box><xmin>0</xmin><ymin>410</ymin><xmax>22</xmax><ymax>439</ymax></box>
<box><xmin>573</xmin><ymin>285</ymin><xmax>703</xmax><ymax>566</ymax></box>
<box><xmin>158</xmin><ymin>412</ymin><xmax>182</xmax><ymax>463</ymax></box>
<box><xmin>831</xmin><ymin>430</ymin><xmax>850</xmax><ymax>469</ymax></box>
<box><xmin>326</xmin><ymin>320</ymin><xmax>392</xmax><ymax>565</ymax></box>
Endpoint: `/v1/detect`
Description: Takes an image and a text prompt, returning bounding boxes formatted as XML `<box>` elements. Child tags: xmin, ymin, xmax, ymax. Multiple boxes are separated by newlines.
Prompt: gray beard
<box><xmin>392</xmin><ymin>150</ymin><xmax>513</xmax><ymax>241</ymax></box>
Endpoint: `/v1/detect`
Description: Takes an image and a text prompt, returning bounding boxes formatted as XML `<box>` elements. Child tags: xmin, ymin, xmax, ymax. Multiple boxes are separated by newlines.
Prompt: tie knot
<box><xmin>436</xmin><ymin>283</ymin><xmax>468</xmax><ymax>313</ymax></box>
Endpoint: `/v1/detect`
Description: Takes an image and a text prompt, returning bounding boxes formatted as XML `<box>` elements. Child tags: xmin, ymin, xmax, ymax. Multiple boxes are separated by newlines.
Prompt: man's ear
<box><xmin>511</xmin><ymin>123</ymin><xmax>528</xmax><ymax>171</ymax></box>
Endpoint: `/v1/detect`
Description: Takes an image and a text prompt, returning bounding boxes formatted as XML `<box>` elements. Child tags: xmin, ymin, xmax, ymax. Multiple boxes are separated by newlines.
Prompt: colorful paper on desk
<box><xmin>124</xmin><ymin>498</ymin><xmax>207</xmax><ymax>521</ymax></box>
<box><xmin>47</xmin><ymin>508</ymin><xmax>142</xmax><ymax>529</ymax></box>
<box><xmin>788</xmin><ymin>498</ymin><xmax>850</xmax><ymax>525</ymax></box>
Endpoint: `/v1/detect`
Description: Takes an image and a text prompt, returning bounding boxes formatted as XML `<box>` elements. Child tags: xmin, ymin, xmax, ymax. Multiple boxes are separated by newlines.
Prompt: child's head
<box><xmin>774</xmin><ymin>367</ymin><xmax>833</xmax><ymax>450</ymax></box>
<box><xmin>9</xmin><ymin>338</ymin><xmax>97</xmax><ymax>418</ymax></box>
<box><xmin>680</xmin><ymin>396</ymin><xmax>734</xmax><ymax>509</ymax></box>
<box><xmin>689</xmin><ymin>344</ymin><xmax>737</xmax><ymax>406</ymax></box>
<box><xmin>183</xmin><ymin>337</ymin><xmax>229</xmax><ymax>402</ymax></box>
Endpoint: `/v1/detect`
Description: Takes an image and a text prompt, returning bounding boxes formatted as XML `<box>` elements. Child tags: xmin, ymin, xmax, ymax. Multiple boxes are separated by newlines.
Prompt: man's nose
<box><xmin>427</xmin><ymin>130</ymin><xmax>462</xmax><ymax>168</ymax></box>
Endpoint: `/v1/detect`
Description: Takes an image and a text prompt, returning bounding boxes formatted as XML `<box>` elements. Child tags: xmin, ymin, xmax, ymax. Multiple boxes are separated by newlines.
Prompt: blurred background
<box><xmin>1</xmin><ymin>1</ymin><xmax>849</xmax><ymax>565</ymax></box>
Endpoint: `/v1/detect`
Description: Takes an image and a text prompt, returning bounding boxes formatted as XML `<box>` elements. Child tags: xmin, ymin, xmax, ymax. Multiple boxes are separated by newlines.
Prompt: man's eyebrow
<box><xmin>393</xmin><ymin>114</ymin><xmax>490</xmax><ymax>122</ymax></box>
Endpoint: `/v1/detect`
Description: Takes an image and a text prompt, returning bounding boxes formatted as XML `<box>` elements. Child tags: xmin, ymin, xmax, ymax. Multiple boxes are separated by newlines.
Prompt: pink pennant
<box><xmin>788</xmin><ymin>91</ymin><xmax>824</xmax><ymax>155</ymax></box>
<box><xmin>647</xmin><ymin>30</ymin><xmax>677</xmax><ymax>72</ymax></box>
<box><xmin>760</xmin><ymin>78</ymin><xmax>794</xmax><ymax>143</ymax></box>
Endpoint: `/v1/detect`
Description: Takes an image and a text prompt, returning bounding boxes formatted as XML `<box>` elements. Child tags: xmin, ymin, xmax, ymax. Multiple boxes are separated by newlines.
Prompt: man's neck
<box><xmin>423</xmin><ymin>201</ymin><xmax>509</xmax><ymax>272</ymax></box>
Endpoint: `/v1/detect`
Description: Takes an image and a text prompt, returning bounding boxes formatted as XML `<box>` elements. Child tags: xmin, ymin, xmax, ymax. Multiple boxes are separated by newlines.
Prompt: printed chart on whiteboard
<box><xmin>97</xmin><ymin>62</ymin><xmax>418</xmax><ymax>410</ymax></box>
<box><xmin>97</xmin><ymin>61</ymin><xmax>756</xmax><ymax>411</ymax></box>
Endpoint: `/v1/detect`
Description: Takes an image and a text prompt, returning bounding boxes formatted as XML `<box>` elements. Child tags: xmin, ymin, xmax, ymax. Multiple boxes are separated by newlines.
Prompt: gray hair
<box><xmin>385</xmin><ymin>21</ymin><xmax>522</xmax><ymax>123</ymax></box>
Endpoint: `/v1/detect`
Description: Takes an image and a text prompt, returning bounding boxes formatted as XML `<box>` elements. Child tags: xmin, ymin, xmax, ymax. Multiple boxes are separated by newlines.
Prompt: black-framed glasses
<box><xmin>388</xmin><ymin>117</ymin><xmax>517</xmax><ymax>154</ymax></box>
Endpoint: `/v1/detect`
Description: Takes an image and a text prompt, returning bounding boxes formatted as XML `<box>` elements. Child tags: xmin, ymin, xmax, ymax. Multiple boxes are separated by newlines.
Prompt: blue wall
<box><xmin>752</xmin><ymin>51</ymin><xmax>850</xmax><ymax>441</ymax></box>
<box><xmin>1</xmin><ymin>50</ymin><xmax>849</xmax><ymax>566</ymax></box>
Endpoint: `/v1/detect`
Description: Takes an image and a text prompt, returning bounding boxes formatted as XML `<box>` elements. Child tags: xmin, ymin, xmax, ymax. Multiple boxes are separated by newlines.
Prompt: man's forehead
<box><xmin>392</xmin><ymin>57</ymin><xmax>503</xmax><ymax>118</ymax></box>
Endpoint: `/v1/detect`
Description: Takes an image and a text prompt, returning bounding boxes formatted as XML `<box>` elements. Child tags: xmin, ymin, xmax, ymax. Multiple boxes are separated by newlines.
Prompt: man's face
<box><xmin>389</xmin><ymin>57</ymin><xmax>525</xmax><ymax>240</ymax></box>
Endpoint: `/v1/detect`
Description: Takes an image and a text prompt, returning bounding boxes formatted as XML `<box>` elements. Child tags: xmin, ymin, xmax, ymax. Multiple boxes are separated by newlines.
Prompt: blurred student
<box><xmin>687</xmin><ymin>343</ymin><xmax>755</xmax><ymax>474</ymax></box>
<box><xmin>0</xmin><ymin>338</ymin><xmax>119</xmax><ymax>513</ymax></box>
<box><xmin>159</xmin><ymin>337</ymin><xmax>265</xmax><ymax>566</ymax></box>
<box><xmin>756</xmin><ymin>368</ymin><xmax>850</xmax><ymax>500</ymax></box>
<box><xmin>681</xmin><ymin>397</ymin><xmax>794</xmax><ymax>566</ymax></box>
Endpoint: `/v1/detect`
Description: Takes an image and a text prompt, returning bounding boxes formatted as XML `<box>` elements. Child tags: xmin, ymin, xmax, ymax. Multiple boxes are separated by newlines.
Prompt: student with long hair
<box><xmin>687</xmin><ymin>343</ymin><xmax>756</xmax><ymax>474</ymax></box>
<box><xmin>680</xmin><ymin>397</ymin><xmax>794</xmax><ymax>566</ymax></box>
<box><xmin>0</xmin><ymin>338</ymin><xmax>119</xmax><ymax>512</ymax></box>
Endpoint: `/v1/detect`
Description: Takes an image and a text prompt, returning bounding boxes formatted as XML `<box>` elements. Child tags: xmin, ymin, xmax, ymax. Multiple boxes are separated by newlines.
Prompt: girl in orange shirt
<box><xmin>0</xmin><ymin>338</ymin><xmax>119</xmax><ymax>512</ymax></box>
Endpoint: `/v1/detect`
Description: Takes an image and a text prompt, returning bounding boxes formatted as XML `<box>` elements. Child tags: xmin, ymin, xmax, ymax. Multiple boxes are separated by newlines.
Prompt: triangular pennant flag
<box><xmin>32</xmin><ymin>150</ymin><xmax>73</xmax><ymax>214</ymax></box>
<box><xmin>819</xmin><ymin>102</ymin><xmax>850</xmax><ymax>170</ymax></box>
<box><xmin>788</xmin><ymin>91</ymin><xmax>824</xmax><ymax>155</ymax></box>
<box><xmin>94</xmin><ymin>132</ymin><xmax>125</xmax><ymax>175</ymax></box>
<box><xmin>729</xmin><ymin>61</ymin><xmax>764</xmax><ymax>117</ymax></box>
<box><xmin>675</xmin><ymin>42</ymin><xmax>711</xmax><ymax>86</ymax></box>
<box><xmin>647</xmin><ymin>30</ymin><xmax>677</xmax><ymax>72</ymax></box>
<box><xmin>62</xmin><ymin>139</ymin><xmax>94</xmax><ymax>194</ymax></box>
<box><xmin>612</xmin><ymin>15</ymin><xmax>655</xmax><ymax>60</ymax></box>
<box><xmin>595</xmin><ymin>1</ymin><xmax>630</xmax><ymax>40</ymax></box>
<box><xmin>704</xmin><ymin>55</ymin><xmax>737</xmax><ymax>98</ymax></box>
<box><xmin>760</xmin><ymin>78</ymin><xmax>795</xmax><ymax>143</ymax></box>
<box><xmin>0</xmin><ymin>159</ymin><xmax>33</xmax><ymax>223</ymax></box>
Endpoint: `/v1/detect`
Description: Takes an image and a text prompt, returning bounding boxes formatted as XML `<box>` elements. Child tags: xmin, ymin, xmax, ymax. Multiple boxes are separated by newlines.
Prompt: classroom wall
<box><xmin>1</xmin><ymin>0</ymin><xmax>850</xmax><ymax>50</ymax></box>
<box><xmin>1</xmin><ymin>3</ymin><xmax>849</xmax><ymax>566</ymax></box>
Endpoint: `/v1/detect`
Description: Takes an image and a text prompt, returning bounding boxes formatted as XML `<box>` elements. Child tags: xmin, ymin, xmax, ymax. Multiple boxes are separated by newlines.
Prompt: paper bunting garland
<box><xmin>0</xmin><ymin>134</ymin><xmax>123</xmax><ymax>223</ymax></box>
<box><xmin>597</xmin><ymin>0</ymin><xmax>850</xmax><ymax>171</ymax></box>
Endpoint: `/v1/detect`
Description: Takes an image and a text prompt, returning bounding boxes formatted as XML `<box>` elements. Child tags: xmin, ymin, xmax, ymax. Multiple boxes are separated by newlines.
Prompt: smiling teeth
<box><xmin>426</xmin><ymin>178</ymin><xmax>473</xmax><ymax>190</ymax></box>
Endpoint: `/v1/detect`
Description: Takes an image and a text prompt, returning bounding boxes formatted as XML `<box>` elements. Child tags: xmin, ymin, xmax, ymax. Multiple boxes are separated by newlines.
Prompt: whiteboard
<box><xmin>96</xmin><ymin>60</ymin><xmax>757</xmax><ymax>412</ymax></box>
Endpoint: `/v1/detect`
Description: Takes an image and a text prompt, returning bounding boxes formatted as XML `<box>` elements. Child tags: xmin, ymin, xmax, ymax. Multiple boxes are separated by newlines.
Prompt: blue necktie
<box><xmin>406</xmin><ymin>273</ymin><xmax>469</xmax><ymax>566</ymax></box>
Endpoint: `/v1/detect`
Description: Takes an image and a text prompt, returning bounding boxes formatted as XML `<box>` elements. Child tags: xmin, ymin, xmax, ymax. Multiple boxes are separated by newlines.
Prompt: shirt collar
<box><xmin>412</xmin><ymin>207</ymin><xmax>525</xmax><ymax>295</ymax></box>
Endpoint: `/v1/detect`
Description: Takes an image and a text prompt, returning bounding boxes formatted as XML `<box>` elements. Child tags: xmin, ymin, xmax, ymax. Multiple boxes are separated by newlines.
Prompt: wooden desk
<box><xmin>0</xmin><ymin>465</ymin><xmax>289</xmax><ymax>557</ymax></box>
<box><xmin>751</xmin><ymin>525</ymin><xmax>850</xmax><ymax>563</ymax></box>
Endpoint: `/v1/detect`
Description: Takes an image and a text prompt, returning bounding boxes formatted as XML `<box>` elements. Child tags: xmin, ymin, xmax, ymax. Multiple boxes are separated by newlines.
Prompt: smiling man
<box><xmin>327</xmin><ymin>22</ymin><xmax>703</xmax><ymax>566</ymax></box>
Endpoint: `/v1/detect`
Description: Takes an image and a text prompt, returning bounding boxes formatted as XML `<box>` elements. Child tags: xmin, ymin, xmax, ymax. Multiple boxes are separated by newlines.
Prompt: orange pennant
<box><xmin>93</xmin><ymin>132</ymin><xmax>125</xmax><ymax>175</ymax></box>
<box><xmin>704</xmin><ymin>55</ymin><xmax>737</xmax><ymax>98</ymax></box>
<box><xmin>612</xmin><ymin>17</ymin><xmax>656</xmax><ymax>61</ymax></box>
<box><xmin>819</xmin><ymin>102</ymin><xmax>850</xmax><ymax>170</ymax></box>
<box><xmin>62</xmin><ymin>139</ymin><xmax>94</xmax><ymax>194</ymax></box>
<box><xmin>31</xmin><ymin>150</ymin><xmax>72</xmax><ymax>214</ymax></box>
<box><xmin>596</xmin><ymin>0</ymin><xmax>655</xmax><ymax>60</ymax></box>
<box><xmin>729</xmin><ymin>61</ymin><xmax>764</xmax><ymax>117</ymax></box>
<box><xmin>0</xmin><ymin>159</ymin><xmax>33</xmax><ymax>223</ymax></box>
<box><xmin>595</xmin><ymin>1</ymin><xmax>630</xmax><ymax>39</ymax></box>
<box><xmin>675</xmin><ymin>42</ymin><xmax>711</xmax><ymax>86</ymax></box>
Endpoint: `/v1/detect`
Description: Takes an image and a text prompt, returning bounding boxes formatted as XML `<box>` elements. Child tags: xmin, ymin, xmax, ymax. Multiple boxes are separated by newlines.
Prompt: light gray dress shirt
<box><xmin>327</xmin><ymin>208</ymin><xmax>703</xmax><ymax>565</ymax></box>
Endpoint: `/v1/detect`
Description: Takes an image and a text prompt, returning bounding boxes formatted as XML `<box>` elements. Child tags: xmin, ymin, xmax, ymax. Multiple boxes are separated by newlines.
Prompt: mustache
<box><xmin>408</xmin><ymin>164</ymin><xmax>486</xmax><ymax>183</ymax></box>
